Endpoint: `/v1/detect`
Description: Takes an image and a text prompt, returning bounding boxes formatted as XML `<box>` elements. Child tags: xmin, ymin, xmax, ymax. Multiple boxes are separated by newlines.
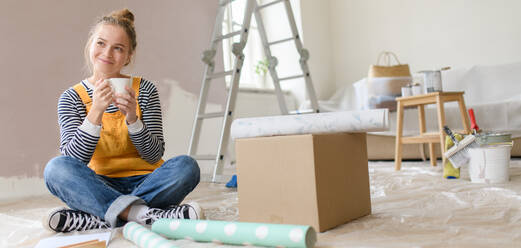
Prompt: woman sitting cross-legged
<box><xmin>44</xmin><ymin>8</ymin><xmax>202</xmax><ymax>232</ymax></box>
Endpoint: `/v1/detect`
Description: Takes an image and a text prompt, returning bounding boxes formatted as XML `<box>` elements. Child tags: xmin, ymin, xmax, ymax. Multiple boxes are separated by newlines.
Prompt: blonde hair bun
<box><xmin>109</xmin><ymin>8</ymin><xmax>135</xmax><ymax>23</ymax></box>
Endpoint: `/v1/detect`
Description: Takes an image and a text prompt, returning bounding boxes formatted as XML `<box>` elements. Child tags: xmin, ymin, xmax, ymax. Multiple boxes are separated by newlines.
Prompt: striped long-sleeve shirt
<box><xmin>57</xmin><ymin>78</ymin><xmax>164</xmax><ymax>165</ymax></box>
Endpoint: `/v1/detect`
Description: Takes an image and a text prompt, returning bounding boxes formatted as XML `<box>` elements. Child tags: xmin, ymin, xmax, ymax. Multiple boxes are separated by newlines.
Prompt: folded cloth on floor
<box><xmin>231</xmin><ymin>109</ymin><xmax>389</xmax><ymax>139</ymax></box>
<box><xmin>443</xmin><ymin>133</ymin><xmax>463</xmax><ymax>179</ymax></box>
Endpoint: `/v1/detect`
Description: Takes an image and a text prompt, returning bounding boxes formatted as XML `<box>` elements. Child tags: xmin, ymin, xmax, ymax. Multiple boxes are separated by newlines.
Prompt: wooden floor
<box><xmin>2</xmin><ymin>160</ymin><xmax>521</xmax><ymax>247</ymax></box>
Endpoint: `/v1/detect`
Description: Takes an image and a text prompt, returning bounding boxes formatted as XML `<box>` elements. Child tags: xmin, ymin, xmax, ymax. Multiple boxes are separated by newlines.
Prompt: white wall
<box><xmin>301</xmin><ymin>0</ymin><xmax>521</xmax><ymax>99</ymax></box>
<box><xmin>299</xmin><ymin>0</ymin><xmax>335</xmax><ymax>100</ymax></box>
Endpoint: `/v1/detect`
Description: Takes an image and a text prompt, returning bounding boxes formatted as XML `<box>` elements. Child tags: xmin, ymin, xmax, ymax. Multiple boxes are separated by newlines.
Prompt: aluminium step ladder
<box><xmin>189</xmin><ymin>0</ymin><xmax>320</xmax><ymax>182</ymax></box>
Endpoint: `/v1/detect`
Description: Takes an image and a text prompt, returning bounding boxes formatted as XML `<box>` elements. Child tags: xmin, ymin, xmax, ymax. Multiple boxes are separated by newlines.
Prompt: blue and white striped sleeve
<box><xmin>57</xmin><ymin>89</ymin><xmax>99</xmax><ymax>164</ymax></box>
<box><xmin>129</xmin><ymin>79</ymin><xmax>165</xmax><ymax>164</ymax></box>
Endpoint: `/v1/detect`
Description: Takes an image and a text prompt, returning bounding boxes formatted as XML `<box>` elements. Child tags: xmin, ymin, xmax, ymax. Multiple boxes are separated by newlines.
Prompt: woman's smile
<box><xmin>97</xmin><ymin>57</ymin><xmax>114</xmax><ymax>64</ymax></box>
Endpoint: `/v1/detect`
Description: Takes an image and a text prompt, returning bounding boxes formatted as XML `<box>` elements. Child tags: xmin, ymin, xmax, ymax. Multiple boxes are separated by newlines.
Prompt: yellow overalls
<box><xmin>73</xmin><ymin>77</ymin><xmax>163</xmax><ymax>177</ymax></box>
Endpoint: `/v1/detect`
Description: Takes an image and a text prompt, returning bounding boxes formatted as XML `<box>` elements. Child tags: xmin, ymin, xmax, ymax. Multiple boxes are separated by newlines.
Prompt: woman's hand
<box><xmin>92</xmin><ymin>79</ymin><xmax>114</xmax><ymax>112</ymax></box>
<box><xmin>114</xmin><ymin>85</ymin><xmax>138</xmax><ymax>124</ymax></box>
<box><xmin>87</xmin><ymin>79</ymin><xmax>114</xmax><ymax>125</ymax></box>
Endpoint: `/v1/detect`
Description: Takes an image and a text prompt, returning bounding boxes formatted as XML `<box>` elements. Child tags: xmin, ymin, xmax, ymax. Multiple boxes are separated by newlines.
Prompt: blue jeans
<box><xmin>44</xmin><ymin>155</ymin><xmax>200</xmax><ymax>227</ymax></box>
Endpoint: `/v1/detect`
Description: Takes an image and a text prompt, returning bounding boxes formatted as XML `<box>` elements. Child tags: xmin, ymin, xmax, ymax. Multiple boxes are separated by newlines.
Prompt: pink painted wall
<box><xmin>0</xmin><ymin>1</ymin><xmax>223</xmax><ymax>177</ymax></box>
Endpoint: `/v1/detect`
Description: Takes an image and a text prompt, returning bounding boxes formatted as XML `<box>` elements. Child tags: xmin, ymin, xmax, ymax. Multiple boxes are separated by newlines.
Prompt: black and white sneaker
<box><xmin>143</xmin><ymin>201</ymin><xmax>203</xmax><ymax>225</ymax></box>
<box><xmin>44</xmin><ymin>208</ymin><xmax>110</xmax><ymax>232</ymax></box>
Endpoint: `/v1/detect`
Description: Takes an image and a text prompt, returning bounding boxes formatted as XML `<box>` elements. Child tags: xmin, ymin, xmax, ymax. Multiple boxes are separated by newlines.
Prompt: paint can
<box><xmin>418</xmin><ymin>67</ymin><xmax>450</xmax><ymax>93</ymax></box>
<box><xmin>420</xmin><ymin>70</ymin><xmax>442</xmax><ymax>93</ymax></box>
<box><xmin>468</xmin><ymin>144</ymin><xmax>512</xmax><ymax>183</ymax></box>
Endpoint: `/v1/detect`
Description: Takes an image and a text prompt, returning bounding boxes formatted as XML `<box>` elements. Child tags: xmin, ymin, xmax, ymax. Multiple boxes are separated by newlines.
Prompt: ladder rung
<box><xmin>279</xmin><ymin>74</ymin><xmax>305</xmax><ymax>81</ymax></box>
<box><xmin>289</xmin><ymin>109</ymin><xmax>318</xmax><ymax>115</ymax></box>
<box><xmin>219</xmin><ymin>0</ymin><xmax>233</xmax><ymax>6</ymax></box>
<box><xmin>268</xmin><ymin>37</ymin><xmax>295</xmax><ymax>46</ymax></box>
<box><xmin>215</xmin><ymin>30</ymin><xmax>242</xmax><ymax>42</ymax></box>
<box><xmin>208</xmin><ymin>70</ymin><xmax>234</xmax><ymax>79</ymax></box>
<box><xmin>257</xmin><ymin>0</ymin><xmax>285</xmax><ymax>11</ymax></box>
<box><xmin>193</xmin><ymin>155</ymin><xmax>218</xmax><ymax>160</ymax></box>
<box><xmin>198</xmin><ymin>112</ymin><xmax>225</xmax><ymax>119</ymax></box>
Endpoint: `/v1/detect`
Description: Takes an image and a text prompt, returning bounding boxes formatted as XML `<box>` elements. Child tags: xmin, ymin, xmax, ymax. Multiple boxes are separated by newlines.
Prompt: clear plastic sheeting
<box><xmin>2</xmin><ymin>160</ymin><xmax>521</xmax><ymax>247</ymax></box>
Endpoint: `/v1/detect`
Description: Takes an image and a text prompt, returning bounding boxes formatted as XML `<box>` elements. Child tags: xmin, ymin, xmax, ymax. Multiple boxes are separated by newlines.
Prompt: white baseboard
<box><xmin>0</xmin><ymin>177</ymin><xmax>49</xmax><ymax>202</ymax></box>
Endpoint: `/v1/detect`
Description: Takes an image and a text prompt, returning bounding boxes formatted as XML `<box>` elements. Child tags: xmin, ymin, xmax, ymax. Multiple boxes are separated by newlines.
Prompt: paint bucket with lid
<box><xmin>468</xmin><ymin>144</ymin><xmax>512</xmax><ymax>183</ymax></box>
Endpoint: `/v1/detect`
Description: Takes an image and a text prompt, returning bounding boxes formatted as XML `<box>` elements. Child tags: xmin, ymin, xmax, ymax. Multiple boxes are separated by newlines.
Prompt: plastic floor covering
<box><xmin>2</xmin><ymin>160</ymin><xmax>521</xmax><ymax>248</ymax></box>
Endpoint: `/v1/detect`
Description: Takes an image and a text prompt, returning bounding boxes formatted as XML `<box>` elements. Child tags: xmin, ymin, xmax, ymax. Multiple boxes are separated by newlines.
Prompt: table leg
<box><xmin>395</xmin><ymin>101</ymin><xmax>404</xmax><ymax>170</ymax></box>
<box><xmin>419</xmin><ymin>144</ymin><xmax>426</xmax><ymax>161</ymax></box>
<box><xmin>457</xmin><ymin>95</ymin><xmax>471</xmax><ymax>134</ymax></box>
<box><xmin>418</xmin><ymin>105</ymin><xmax>426</xmax><ymax>135</ymax></box>
<box><xmin>417</xmin><ymin>105</ymin><xmax>434</xmax><ymax>165</ymax></box>
<box><xmin>436</xmin><ymin>95</ymin><xmax>446</xmax><ymax>166</ymax></box>
<box><xmin>429</xmin><ymin>143</ymin><xmax>436</xmax><ymax>166</ymax></box>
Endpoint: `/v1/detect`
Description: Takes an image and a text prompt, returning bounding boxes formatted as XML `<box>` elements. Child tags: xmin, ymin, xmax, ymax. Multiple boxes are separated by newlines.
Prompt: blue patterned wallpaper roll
<box><xmin>230</xmin><ymin>109</ymin><xmax>389</xmax><ymax>139</ymax></box>
<box><xmin>123</xmin><ymin>222</ymin><xmax>178</xmax><ymax>248</ymax></box>
<box><xmin>152</xmin><ymin>219</ymin><xmax>316</xmax><ymax>248</ymax></box>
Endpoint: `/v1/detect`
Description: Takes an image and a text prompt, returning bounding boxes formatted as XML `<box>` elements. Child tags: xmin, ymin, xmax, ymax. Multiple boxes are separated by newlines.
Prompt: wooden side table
<box><xmin>394</xmin><ymin>91</ymin><xmax>471</xmax><ymax>170</ymax></box>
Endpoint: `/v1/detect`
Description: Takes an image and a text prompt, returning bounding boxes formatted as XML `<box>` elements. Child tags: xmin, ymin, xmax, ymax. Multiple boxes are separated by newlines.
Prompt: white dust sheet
<box><xmin>2</xmin><ymin>160</ymin><xmax>521</xmax><ymax>247</ymax></box>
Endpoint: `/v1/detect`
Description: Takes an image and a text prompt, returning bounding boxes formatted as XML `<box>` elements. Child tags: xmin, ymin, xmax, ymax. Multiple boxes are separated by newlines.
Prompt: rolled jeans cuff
<box><xmin>105</xmin><ymin>195</ymin><xmax>145</xmax><ymax>227</ymax></box>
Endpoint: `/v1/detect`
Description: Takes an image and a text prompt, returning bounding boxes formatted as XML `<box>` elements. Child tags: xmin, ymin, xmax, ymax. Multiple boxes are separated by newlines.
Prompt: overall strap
<box><xmin>132</xmin><ymin>77</ymin><xmax>142</xmax><ymax>117</ymax></box>
<box><xmin>73</xmin><ymin>83</ymin><xmax>92</xmax><ymax>105</ymax></box>
<box><xmin>132</xmin><ymin>76</ymin><xmax>141</xmax><ymax>95</ymax></box>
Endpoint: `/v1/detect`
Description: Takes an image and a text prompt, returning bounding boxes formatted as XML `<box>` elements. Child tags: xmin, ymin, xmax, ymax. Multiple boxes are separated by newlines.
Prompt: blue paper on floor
<box><xmin>226</xmin><ymin>174</ymin><xmax>237</xmax><ymax>188</ymax></box>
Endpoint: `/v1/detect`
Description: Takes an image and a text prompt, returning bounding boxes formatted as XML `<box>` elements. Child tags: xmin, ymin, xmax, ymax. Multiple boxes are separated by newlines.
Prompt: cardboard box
<box><xmin>236</xmin><ymin>132</ymin><xmax>371</xmax><ymax>232</ymax></box>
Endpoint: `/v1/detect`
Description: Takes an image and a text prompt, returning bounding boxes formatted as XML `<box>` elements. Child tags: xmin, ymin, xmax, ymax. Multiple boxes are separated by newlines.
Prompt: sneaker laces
<box><xmin>60</xmin><ymin>210</ymin><xmax>109</xmax><ymax>232</ymax></box>
<box><xmin>144</xmin><ymin>204</ymin><xmax>194</xmax><ymax>224</ymax></box>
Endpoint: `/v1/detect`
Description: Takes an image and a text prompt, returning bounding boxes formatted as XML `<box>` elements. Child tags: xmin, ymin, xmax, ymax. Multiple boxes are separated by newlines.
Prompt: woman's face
<box><xmin>89</xmin><ymin>24</ymin><xmax>131</xmax><ymax>77</ymax></box>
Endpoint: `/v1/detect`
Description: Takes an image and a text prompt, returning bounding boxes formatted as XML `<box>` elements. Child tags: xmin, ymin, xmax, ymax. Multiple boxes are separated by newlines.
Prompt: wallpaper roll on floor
<box><xmin>230</xmin><ymin>109</ymin><xmax>389</xmax><ymax>139</ymax></box>
<box><xmin>152</xmin><ymin>219</ymin><xmax>317</xmax><ymax>248</ymax></box>
<box><xmin>123</xmin><ymin>222</ymin><xmax>178</xmax><ymax>248</ymax></box>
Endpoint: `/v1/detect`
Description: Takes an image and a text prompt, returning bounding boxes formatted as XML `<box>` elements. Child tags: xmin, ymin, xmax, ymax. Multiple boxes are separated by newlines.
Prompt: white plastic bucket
<box><xmin>468</xmin><ymin>145</ymin><xmax>512</xmax><ymax>183</ymax></box>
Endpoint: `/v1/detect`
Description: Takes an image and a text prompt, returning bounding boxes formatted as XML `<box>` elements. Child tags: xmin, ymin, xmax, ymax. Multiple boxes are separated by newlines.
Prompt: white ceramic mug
<box><xmin>401</xmin><ymin>86</ymin><xmax>412</xmax><ymax>97</ymax></box>
<box><xmin>412</xmin><ymin>85</ymin><xmax>422</xmax><ymax>95</ymax></box>
<box><xmin>108</xmin><ymin>78</ymin><xmax>131</xmax><ymax>95</ymax></box>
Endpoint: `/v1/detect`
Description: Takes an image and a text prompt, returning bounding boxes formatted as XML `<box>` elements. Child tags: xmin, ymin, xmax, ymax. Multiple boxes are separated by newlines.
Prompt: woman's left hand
<box><xmin>114</xmin><ymin>85</ymin><xmax>138</xmax><ymax>124</ymax></box>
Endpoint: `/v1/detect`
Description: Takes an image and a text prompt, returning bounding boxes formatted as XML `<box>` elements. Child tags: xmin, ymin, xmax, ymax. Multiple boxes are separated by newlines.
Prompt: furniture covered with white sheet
<box><xmin>300</xmin><ymin>61</ymin><xmax>521</xmax><ymax>159</ymax></box>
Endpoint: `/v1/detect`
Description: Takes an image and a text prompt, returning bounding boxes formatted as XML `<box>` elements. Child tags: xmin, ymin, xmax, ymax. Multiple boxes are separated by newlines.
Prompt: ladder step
<box><xmin>289</xmin><ymin>109</ymin><xmax>319</xmax><ymax>115</ymax></box>
<box><xmin>268</xmin><ymin>36</ymin><xmax>296</xmax><ymax>46</ymax></box>
<box><xmin>257</xmin><ymin>0</ymin><xmax>285</xmax><ymax>11</ymax></box>
<box><xmin>214</xmin><ymin>30</ymin><xmax>242</xmax><ymax>42</ymax></box>
<box><xmin>193</xmin><ymin>155</ymin><xmax>218</xmax><ymax>160</ymax></box>
<box><xmin>208</xmin><ymin>70</ymin><xmax>234</xmax><ymax>79</ymax></box>
<box><xmin>198</xmin><ymin>112</ymin><xmax>225</xmax><ymax>119</ymax></box>
<box><xmin>279</xmin><ymin>74</ymin><xmax>305</xmax><ymax>81</ymax></box>
<box><xmin>219</xmin><ymin>0</ymin><xmax>233</xmax><ymax>6</ymax></box>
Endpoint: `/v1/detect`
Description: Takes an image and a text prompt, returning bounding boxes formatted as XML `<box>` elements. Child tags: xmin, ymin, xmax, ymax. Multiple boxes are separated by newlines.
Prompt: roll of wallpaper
<box><xmin>230</xmin><ymin>109</ymin><xmax>389</xmax><ymax>139</ymax></box>
<box><xmin>152</xmin><ymin>219</ymin><xmax>317</xmax><ymax>248</ymax></box>
<box><xmin>123</xmin><ymin>222</ymin><xmax>178</xmax><ymax>248</ymax></box>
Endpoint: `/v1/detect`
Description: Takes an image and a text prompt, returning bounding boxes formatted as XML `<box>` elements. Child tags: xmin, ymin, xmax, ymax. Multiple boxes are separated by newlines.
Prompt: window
<box><xmin>221</xmin><ymin>0</ymin><xmax>305</xmax><ymax>102</ymax></box>
<box><xmin>222</xmin><ymin>0</ymin><xmax>272</xmax><ymax>89</ymax></box>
